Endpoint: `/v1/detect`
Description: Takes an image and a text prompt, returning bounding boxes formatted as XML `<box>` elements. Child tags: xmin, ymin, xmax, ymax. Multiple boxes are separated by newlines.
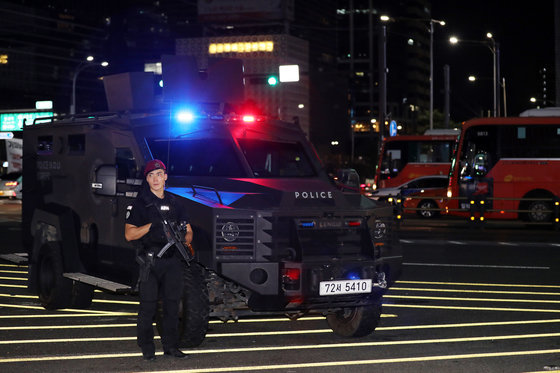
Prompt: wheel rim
<box><xmin>529</xmin><ymin>201</ymin><xmax>551</xmax><ymax>222</ymax></box>
<box><xmin>419</xmin><ymin>202</ymin><xmax>435</xmax><ymax>218</ymax></box>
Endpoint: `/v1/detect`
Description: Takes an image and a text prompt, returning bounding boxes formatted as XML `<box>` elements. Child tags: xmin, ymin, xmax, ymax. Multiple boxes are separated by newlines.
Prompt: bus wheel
<box><xmin>326</xmin><ymin>301</ymin><xmax>382</xmax><ymax>338</ymax></box>
<box><xmin>527</xmin><ymin>200</ymin><xmax>552</xmax><ymax>223</ymax></box>
<box><xmin>417</xmin><ymin>200</ymin><xmax>439</xmax><ymax>218</ymax></box>
<box><xmin>37</xmin><ymin>243</ymin><xmax>73</xmax><ymax>310</ymax></box>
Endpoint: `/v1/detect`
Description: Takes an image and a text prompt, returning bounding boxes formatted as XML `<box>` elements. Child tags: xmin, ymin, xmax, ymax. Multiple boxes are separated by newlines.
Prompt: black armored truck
<box><xmin>22</xmin><ymin>62</ymin><xmax>401</xmax><ymax>347</ymax></box>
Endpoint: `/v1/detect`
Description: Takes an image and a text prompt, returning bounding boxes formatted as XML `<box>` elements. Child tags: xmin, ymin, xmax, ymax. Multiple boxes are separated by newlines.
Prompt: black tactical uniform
<box><xmin>126</xmin><ymin>186</ymin><xmax>190</xmax><ymax>359</ymax></box>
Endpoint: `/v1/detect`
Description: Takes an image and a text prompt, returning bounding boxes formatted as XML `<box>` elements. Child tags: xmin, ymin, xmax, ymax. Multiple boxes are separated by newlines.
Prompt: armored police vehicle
<box><xmin>22</xmin><ymin>65</ymin><xmax>401</xmax><ymax>347</ymax></box>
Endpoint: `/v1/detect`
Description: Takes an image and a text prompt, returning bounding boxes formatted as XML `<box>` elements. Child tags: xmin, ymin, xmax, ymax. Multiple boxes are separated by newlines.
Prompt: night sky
<box><xmin>431</xmin><ymin>0</ymin><xmax>555</xmax><ymax>122</ymax></box>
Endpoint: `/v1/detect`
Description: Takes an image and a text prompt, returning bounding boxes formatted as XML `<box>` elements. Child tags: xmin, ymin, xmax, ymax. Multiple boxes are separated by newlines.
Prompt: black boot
<box><xmin>164</xmin><ymin>348</ymin><xmax>188</xmax><ymax>358</ymax></box>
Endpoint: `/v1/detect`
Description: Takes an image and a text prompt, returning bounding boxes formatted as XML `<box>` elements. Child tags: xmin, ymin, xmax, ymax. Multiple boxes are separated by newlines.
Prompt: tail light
<box><xmin>282</xmin><ymin>268</ymin><xmax>300</xmax><ymax>290</ymax></box>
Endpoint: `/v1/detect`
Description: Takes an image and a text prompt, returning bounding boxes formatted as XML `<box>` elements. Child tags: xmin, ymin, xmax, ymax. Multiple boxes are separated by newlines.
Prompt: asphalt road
<box><xmin>0</xmin><ymin>201</ymin><xmax>559</xmax><ymax>372</ymax></box>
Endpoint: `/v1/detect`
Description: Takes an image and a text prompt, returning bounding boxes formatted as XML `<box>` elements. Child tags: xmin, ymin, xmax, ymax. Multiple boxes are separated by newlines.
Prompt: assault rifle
<box><xmin>157</xmin><ymin>218</ymin><xmax>195</xmax><ymax>264</ymax></box>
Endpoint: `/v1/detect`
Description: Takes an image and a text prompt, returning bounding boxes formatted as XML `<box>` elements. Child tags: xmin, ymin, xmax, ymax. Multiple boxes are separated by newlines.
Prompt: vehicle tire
<box><xmin>179</xmin><ymin>264</ymin><xmax>210</xmax><ymax>347</ymax></box>
<box><xmin>417</xmin><ymin>200</ymin><xmax>439</xmax><ymax>218</ymax></box>
<box><xmin>527</xmin><ymin>200</ymin><xmax>552</xmax><ymax>223</ymax></box>
<box><xmin>326</xmin><ymin>301</ymin><xmax>382</xmax><ymax>338</ymax></box>
<box><xmin>37</xmin><ymin>243</ymin><xmax>73</xmax><ymax>310</ymax></box>
<box><xmin>156</xmin><ymin>263</ymin><xmax>209</xmax><ymax>347</ymax></box>
<box><xmin>71</xmin><ymin>282</ymin><xmax>94</xmax><ymax>308</ymax></box>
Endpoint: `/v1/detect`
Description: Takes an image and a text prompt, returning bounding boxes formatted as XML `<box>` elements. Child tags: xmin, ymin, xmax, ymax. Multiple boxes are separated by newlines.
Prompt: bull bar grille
<box><xmin>215</xmin><ymin>216</ymin><xmax>255</xmax><ymax>259</ymax></box>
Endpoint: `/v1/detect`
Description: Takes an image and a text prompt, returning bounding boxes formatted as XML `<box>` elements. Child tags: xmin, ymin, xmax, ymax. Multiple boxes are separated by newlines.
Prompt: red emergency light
<box><xmin>242</xmin><ymin>115</ymin><xmax>256</xmax><ymax>123</ymax></box>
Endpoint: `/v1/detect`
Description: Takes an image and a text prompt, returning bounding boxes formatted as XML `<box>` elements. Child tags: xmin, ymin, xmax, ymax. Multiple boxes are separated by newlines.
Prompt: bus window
<box><xmin>459</xmin><ymin>126</ymin><xmax>496</xmax><ymax>180</ymax></box>
<box><xmin>375</xmin><ymin>135</ymin><xmax>457</xmax><ymax>189</ymax></box>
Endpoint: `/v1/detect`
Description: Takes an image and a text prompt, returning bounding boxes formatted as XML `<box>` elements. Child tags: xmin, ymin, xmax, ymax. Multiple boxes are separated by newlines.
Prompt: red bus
<box><xmin>373</xmin><ymin>133</ymin><xmax>457</xmax><ymax>190</ymax></box>
<box><xmin>445</xmin><ymin>115</ymin><xmax>560</xmax><ymax>222</ymax></box>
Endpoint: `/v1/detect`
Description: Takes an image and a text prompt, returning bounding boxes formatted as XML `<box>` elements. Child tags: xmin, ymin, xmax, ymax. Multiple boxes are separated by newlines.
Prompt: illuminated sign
<box><xmin>208</xmin><ymin>41</ymin><xmax>274</xmax><ymax>54</ymax></box>
<box><xmin>0</xmin><ymin>111</ymin><xmax>53</xmax><ymax>131</ymax></box>
<box><xmin>279</xmin><ymin>65</ymin><xmax>299</xmax><ymax>82</ymax></box>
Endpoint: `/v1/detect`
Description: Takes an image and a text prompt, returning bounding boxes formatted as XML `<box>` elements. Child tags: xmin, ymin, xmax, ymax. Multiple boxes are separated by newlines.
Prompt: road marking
<box><xmin>1</xmin><ymin>318</ymin><xmax>559</xmax><ymax>335</ymax></box>
<box><xmin>2</xmin><ymin>332</ymin><xmax>560</xmax><ymax>348</ymax></box>
<box><xmin>0</xmin><ymin>269</ymin><xmax>27</xmax><ymax>274</ymax></box>
<box><xmin>397</xmin><ymin>280</ymin><xmax>560</xmax><ymax>288</ymax></box>
<box><xmin>403</xmin><ymin>262</ymin><xmax>550</xmax><ymax>270</ymax></box>
<box><xmin>385</xmin><ymin>303</ymin><xmax>560</xmax><ymax>313</ymax></box>
<box><xmin>0</xmin><ymin>338</ymin><xmax>559</xmax><ymax>366</ymax></box>
<box><xmin>400</xmin><ymin>238</ymin><xmax>560</xmax><ymax>248</ymax></box>
<box><xmin>144</xmin><ymin>348</ymin><xmax>560</xmax><ymax>372</ymax></box>
<box><xmin>385</xmin><ymin>294</ymin><xmax>560</xmax><ymax>304</ymax></box>
<box><xmin>498</xmin><ymin>241</ymin><xmax>518</xmax><ymax>246</ymax></box>
<box><xmin>0</xmin><ymin>276</ymin><xmax>26</xmax><ymax>281</ymax></box>
<box><xmin>391</xmin><ymin>286</ymin><xmax>560</xmax><ymax>296</ymax></box>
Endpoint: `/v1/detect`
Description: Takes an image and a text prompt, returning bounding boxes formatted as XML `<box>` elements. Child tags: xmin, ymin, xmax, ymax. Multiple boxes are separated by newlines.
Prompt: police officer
<box><xmin>125</xmin><ymin>159</ymin><xmax>192</xmax><ymax>361</ymax></box>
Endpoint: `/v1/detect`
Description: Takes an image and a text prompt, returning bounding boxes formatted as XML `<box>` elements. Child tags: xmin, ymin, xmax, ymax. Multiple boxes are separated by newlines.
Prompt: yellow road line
<box><xmin>1</xmin><ymin>341</ymin><xmax>559</xmax><ymax>366</ymax></box>
<box><xmin>0</xmin><ymin>276</ymin><xmax>26</xmax><ymax>281</ymax></box>
<box><xmin>385</xmin><ymin>294</ymin><xmax>560</xmax><ymax>304</ymax></box>
<box><xmin>384</xmin><ymin>303</ymin><xmax>560</xmax><ymax>313</ymax></box>
<box><xmin>390</xmin><ymin>286</ymin><xmax>560</xmax><ymax>296</ymax></box>
<box><xmin>397</xmin><ymin>280</ymin><xmax>560</xmax><ymax>289</ymax></box>
<box><xmin>0</xmin><ymin>270</ymin><xmax>27</xmax><ymax>274</ymax></box>
<box><xmin>1</xmin><ymin>318</ymin><xmax>559</xmax><ymax>335</ymax></box>
<box><xmin>143</xmin><ymin>348</ymin><xmax>560</xmax><ymax>372</ymax></box>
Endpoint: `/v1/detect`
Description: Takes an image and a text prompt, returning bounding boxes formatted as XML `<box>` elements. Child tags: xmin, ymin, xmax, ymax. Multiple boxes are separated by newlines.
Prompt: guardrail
<box><xmin>385</xmin><ymin>194</ymin><xmax>560</xmax><ymax>229</ymax></box>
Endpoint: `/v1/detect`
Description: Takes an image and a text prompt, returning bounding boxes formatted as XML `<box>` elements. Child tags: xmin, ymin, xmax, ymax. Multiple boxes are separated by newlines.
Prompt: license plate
<box><xmin>460</xmin><ymin>203</ymin><xmax>470</xmax><ymax>209</ymax></box>
<box><xmin>319</xmin><ymin>279</ymin><xmax>372</xmax><ymax>296</ymax></box>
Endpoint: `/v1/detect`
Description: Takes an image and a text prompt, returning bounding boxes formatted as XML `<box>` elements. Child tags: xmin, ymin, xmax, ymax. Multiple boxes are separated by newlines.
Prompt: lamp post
<box><xmin>429</xmin><ymin>19</ymin><xmax>445</xmax><ymax>130</ymax></box>
<box><xmin>70</xmin><ymin>56</ymin><xmax>109</xmax><ymax>115</ymax></box>
<box><xmin>381</xmin><ymin>15</ymin><xmax>444</xmax><ymax>130</ymax></box>
<box><xmin>486</xmin><ymin>33</ymin><xmax>500</xmax><ymax>116</ymax></box>
<box><xmin>449</xmin><ymin>34</ymin><xmax>500</xmax><ymax>117</ymax></box>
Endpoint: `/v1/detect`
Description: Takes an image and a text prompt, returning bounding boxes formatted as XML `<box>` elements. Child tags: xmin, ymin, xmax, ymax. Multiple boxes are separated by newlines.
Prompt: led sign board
<box><xmin>0</xmin><ymin>111</ymin><xmax>53</xmax><ymax>131</ymax></box>
<box><xmin>208</xmin><ymin>41</ymin><xmax>274</xmax><ymax>54</ymax></box>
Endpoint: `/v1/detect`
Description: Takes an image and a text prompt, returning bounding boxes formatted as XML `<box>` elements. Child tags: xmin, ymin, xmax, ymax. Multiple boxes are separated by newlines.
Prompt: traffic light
<box><xmin>267</xmin><ymin>75</ymin><xmax>278</xmax><ymax>86</ymax></box>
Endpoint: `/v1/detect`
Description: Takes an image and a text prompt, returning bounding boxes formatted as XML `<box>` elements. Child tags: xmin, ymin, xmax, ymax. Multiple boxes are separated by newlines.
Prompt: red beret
<box><xmin>144</xmin><ymin>159</ymin><xmax>166</xmax><ymax>176</ymax></box>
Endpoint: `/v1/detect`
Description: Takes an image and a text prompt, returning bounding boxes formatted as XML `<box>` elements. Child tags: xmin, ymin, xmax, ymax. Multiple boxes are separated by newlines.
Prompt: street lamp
<box><xmin>449</xmin><ymin>34</ymin><xmax>500</xmax><ymax>117</ymax></box>
<box><xmin>70</xmin><ymin>56</ymin><xmax>109</xmax><ymax>115</ymax></box>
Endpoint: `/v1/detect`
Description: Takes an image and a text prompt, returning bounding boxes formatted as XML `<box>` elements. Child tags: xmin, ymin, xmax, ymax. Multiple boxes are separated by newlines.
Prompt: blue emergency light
<box><xmin>176</xmin><ymin>110</ymin><xmax>195</xmax><ymax>123</ymax></box>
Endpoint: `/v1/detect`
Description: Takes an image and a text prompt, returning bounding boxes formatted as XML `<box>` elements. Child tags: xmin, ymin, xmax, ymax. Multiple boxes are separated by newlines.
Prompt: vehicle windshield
<box><xmin>237</xmin><ymin>138</ymin><xmax>317</xmax><ymax>178</ymax></box>
<box><xmin>146</xmin><ymin>137</ymin><xmax>317</xmax><ymax>178</ymax></box>
<box><xmin>380</xmin><ymin>140</ymin><xmax>452</xmax><ymax>179</ymax></box>
<box><xmin>147</xmin><ymin>138</ymin><xmax>246</xmax><ymax>177</ymax></box>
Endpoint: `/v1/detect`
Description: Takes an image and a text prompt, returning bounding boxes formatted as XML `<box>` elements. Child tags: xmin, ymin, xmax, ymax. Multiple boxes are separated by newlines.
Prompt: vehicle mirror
<box><xmin>125</xmin><ymin>178</ymin><xmax>143</xmax><ymax>186</ymax></box>
<box><xmin>337</xmin><ymin>168</ymin><xmax>360</xmax><ymax>188</ymax></box>
<box><xmin>91</xmin><ymin>165</ymin><xmax>117</xmax><ymax>196</ymax></box>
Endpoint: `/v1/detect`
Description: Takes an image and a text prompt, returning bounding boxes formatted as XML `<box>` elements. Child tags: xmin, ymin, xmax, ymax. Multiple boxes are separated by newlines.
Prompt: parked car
<box><xmin>370</xmin><ymin>175</ymin><xmax>448</xmax><ymax>218</ymax></box>
<box><xmin>0</xmin><ymin>172</ymin><xmax>22</xmax><ymax>199</ymax></box>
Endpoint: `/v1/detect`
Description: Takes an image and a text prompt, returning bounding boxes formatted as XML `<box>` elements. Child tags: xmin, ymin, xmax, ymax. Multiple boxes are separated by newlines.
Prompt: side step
<box><xmin>0</xmin><ymin>253</ymin><xmax>28</xmax><ymax>265</ymax></box>
<box><xmin>63</xmin><ymin>272</ymin><xmax>132</xmax><ymax>294</ymax></box>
